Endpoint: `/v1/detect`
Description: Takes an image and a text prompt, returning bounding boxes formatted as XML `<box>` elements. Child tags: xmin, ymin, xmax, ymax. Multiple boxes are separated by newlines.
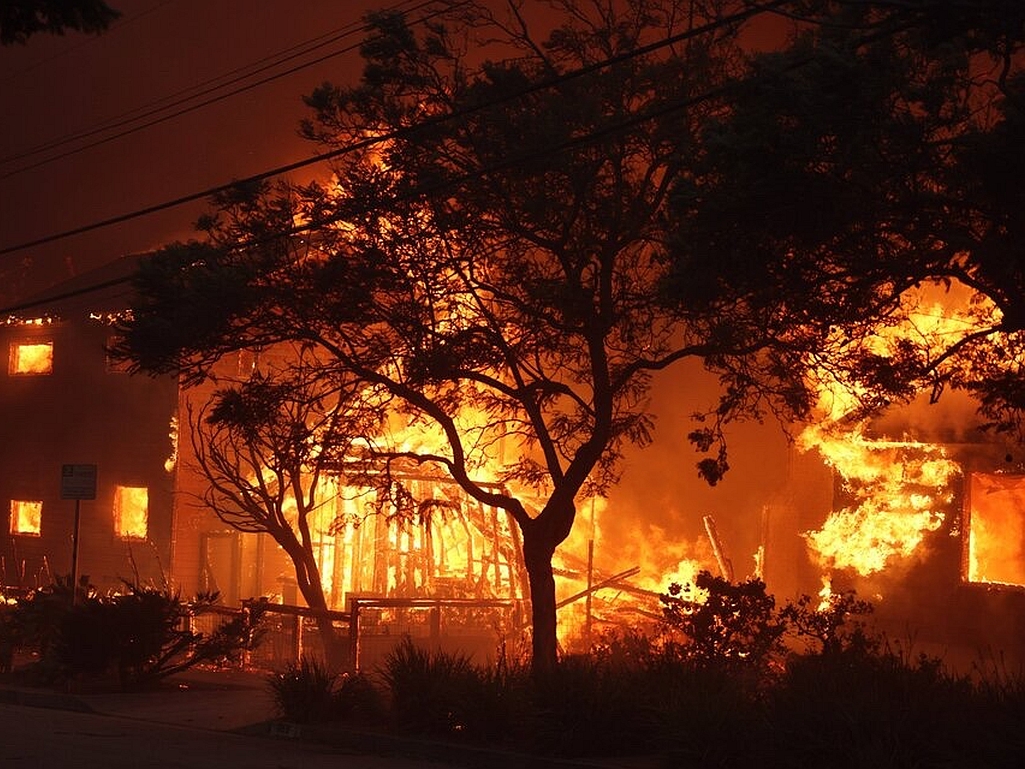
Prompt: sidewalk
<box><xmin>0</xmin><ymin>666</ymin><xmax>278</xmax><ymax>732</ymax></box>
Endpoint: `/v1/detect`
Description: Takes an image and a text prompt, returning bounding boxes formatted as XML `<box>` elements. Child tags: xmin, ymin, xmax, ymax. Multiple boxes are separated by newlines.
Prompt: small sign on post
<box><xmin>61</xmin><ymin>464</ymin><xmax>97</xmax><ymax>604</ymax></box>
<box><xmin>61</xmin><ymin>464</ymin><xmax>97</xmax><ymax>500</ymax></box>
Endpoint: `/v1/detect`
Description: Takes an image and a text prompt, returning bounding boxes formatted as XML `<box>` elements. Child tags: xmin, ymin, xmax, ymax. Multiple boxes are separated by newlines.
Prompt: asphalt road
<box><xmin>0</xmin><ymin>703</ymin><xmax>456</xmax><ymax>769</ymax></box>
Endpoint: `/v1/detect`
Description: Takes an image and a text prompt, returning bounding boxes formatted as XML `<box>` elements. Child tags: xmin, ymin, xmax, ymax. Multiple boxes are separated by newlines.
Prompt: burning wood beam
<box><xmin>555</xmin><ymin>566</ymin><xmax>641</xmax><ymax>609</ymax></box>
<box><xmin>703</xmin><ymin>515</ymin><xmax>734</xmax><ymax>581</ymax></box>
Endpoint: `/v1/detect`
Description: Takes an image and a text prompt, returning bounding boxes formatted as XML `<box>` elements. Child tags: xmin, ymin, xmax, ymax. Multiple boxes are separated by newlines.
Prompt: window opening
<box><xmin>9</xmin><ymin>500</ymin><xmax>42</xmax><ymax>536</ymax></box>
<box><xmin>114</xmin><ymin>486</ymin><xmax>148</xmax><ymax>539</ymax></box>
<box><xmin>9</xmin><ymin>341</ymin><xmax>53</xmax><ymax>375</ymax></box>
<box><xmin>966</xmin><ymin>472</ymin><xmax>1025</xmax><ymax>587</ymax></box>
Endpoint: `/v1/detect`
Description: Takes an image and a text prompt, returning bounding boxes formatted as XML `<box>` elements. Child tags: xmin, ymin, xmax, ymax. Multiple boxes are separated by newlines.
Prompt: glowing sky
<box><xmin>0</xmin><ymin>0</ymin><xmax>379</xmax><ymax>301</ymax></box>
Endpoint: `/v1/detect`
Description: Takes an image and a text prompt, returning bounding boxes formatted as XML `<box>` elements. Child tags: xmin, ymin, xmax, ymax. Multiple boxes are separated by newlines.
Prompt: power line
<box><xmin>2</xmin><ymin>0</ymin><xmax>807</xmax><ymax>319</ymax></box>
<box><xmin>0</xmin><ymin>0</ymin><xmax>447</xmax><ymax>179</ymax></box>
<box><xmin>0</xmin><ymin>0</ymin><xmax>792</xmax><ymax>267</ymax></box>
<box><xmin>0</xmin><ymin>9</ymin><xmax>371</xmax><ymax>166</ymax></box>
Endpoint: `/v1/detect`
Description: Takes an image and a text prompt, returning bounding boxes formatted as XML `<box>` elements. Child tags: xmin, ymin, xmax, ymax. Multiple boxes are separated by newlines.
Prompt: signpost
<box><xmin>61</xmin><ymin>464</ymin><xmax>97</xmax><ymax>602</ymax></box>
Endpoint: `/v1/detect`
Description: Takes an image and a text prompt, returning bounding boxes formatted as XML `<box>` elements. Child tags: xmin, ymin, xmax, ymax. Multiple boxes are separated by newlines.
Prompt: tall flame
<box><xmin>798</xmin><ymin>284</ymin><xmax>978</xmax><ymax>578</ymax></box>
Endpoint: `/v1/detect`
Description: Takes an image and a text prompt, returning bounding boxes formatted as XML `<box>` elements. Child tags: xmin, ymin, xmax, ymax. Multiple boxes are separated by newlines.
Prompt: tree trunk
<box><xmin>293</xmin><ymin>550</ymin><xmax>348</xmax><ymax>670</ymax></box>
<box><xmin>523</xmin><ymin>530</ymin><xmax>559</xmax><ymax>673</ymax></box>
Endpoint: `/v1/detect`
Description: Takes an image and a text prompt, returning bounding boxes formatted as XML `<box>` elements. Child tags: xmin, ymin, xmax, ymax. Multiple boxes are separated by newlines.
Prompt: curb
<box><xmin>0</xmin><ymin>685</ymin><xmax>94</xmax><ymax>713</ymax></box>
<box><xmin>254</xmin><ymin>721</ymin><xmax>659</xmax><ymax>769</ymax></box>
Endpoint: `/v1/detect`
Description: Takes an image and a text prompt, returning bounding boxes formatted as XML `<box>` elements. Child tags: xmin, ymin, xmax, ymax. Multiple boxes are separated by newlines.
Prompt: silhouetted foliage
<box><xmin>267</xmin><ymin>657</ymin><xmax>338</xmax><ymax>724</ymax></box>
<box><xmin>668</xmin><ymin>0</ymin><xmax>1025</xmax><ymax>440</ymax></box>
<box><xmin>661</xmin><ymin>571</ymin><xmax>787</xmax><ymax>677</ymax></box>
<box><xmin>0</xmin><ymin>0</ymin><xmax>119</xmax><ymax>45</ymax></box>
<box><xmin>781</xmin><ymin>588</ymin><xmax>876</xmax><ymax>657</ymax></box>
<box><xmin>380</xmin><ymin>636</ymin><xmax>480</xmax><ymax>736</ymax></box>
<box><xmin>115</xmin><ymin>0</ymin><xmax>1025</xmax><ymax>673</ymax></box>
<box><xmin>3</xmin><ymin>579</ymin><xmax>263</xmax><ymax>688</ymax></box>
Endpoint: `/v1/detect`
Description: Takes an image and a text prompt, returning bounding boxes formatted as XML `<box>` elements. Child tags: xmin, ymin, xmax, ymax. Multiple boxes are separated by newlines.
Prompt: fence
<box><xmin>189</xmin><ymin>596</ymin><xmax>525</xmax><ymax>672</ymax></box>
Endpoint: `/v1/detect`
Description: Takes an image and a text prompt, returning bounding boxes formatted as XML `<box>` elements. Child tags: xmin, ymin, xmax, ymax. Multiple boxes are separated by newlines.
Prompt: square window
<box><xmin>9</xmin><ymin>500</ymin><xmax>42</xmax><ymax>536</ymax></box>
<box><xmin>113</xmin><ymin>486</ymin><xmax>148</xmax><ymax>540</ymax></box>
<box><xmin>966</xmin><ymin>473</ymin><xmax>1025</xmax><ymax>587</ymax></box>
<box><xmin>9</xmin><ymin>341</ymin><xmax>53</xmax><ymax>375</ymax></box>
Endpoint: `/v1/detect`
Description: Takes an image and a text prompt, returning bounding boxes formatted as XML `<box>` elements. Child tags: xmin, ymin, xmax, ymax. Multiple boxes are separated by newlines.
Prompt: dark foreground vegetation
<box><xmin>4</xmin><ymin>572</ymin><xmax>1024</xmax><ymax>767</ymax></box>
<box><xmin>268</xmin><ymin>574</ymin><xmax>1025</xmax><ymax>769</ymax></box>
<box><xmin>0</xmin><ymin>576</ymin><xmax>261</xmax><ymax>688</ymax></box>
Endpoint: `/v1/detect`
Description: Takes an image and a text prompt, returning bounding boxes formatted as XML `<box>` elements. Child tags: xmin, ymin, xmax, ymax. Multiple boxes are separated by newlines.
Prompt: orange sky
<box><xmin>0</xmin><ymin>0</ymin><xmax>380</xmax><ymax>300</ymax></box>
<box><xmin>0</xmin><ymin>0</ymin><xmax>793</xmax><ymax>304</ymax></box>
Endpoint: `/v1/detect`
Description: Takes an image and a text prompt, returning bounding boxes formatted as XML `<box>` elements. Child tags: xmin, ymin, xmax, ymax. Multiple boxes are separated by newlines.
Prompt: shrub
<box><xmin>332</xmin><ymin>670</ymin><xmax>386</xmax><ymax>724</ymax></box>
<box><xmin>379</xmin><ymin>636</ymin><xmax>480</xmax><ymax>737</ymax></box>
<box><xmin>661</xmin><ymin>570</ymin><xmax>787</xmax><ymax>679</ymax></box>
<box><xmin>655</xmin><ymin>664</ymin><xmax>765</xmax><ymax>767</ymax></box>
<box><xmin>780</xmin><ymin>589</ymin><xmax>877</xmax><ymax>657</ymax></box>
<box><xmin>766</xmin><ymin>644</ymin><xmax>977</xmax><ymax>768</ymax></box>
<box><xmin>0</xmin><ymin>600</ymin><xmax>17</xmax><ymax>673</ymax></box>
<box><xmin>4</xmin><ymin>579</ymin><xmax>261</xmax><ymax>688</ymax></box>
<box><xmin>267</xmin><ymin>657</ymin><xmax>339</xmax><ymax>723</ymax></box>
<box><xmin>528</xmin><ymin>652</ymin><xmax>662</xmax><ymax>757</ymax></box>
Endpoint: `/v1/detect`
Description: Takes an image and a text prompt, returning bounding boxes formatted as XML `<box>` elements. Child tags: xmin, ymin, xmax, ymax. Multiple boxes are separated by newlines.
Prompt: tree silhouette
<box><xmin>183</xmin><ymin>342</ymin><xmax>384</xmax><ymax>665</ymax></box>
<box><xmin>1</xmin><ymin>0</ymin><xmax>119</xmax><ymax>45</ymax></box>
<box><xmin>114</xmin><ymin>0</ymin><xmax>992</xmax><ymax>670</ymax></box>
<box><xmin>669</xmin><ymin>0</ymin><xmax>1025</xmax><ymax>438</ymax></box>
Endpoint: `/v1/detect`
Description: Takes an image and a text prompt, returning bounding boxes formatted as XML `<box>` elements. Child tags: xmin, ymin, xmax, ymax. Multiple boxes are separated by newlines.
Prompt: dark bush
<box><xmin>528</xmin><ymin>651</ymin><xmax>662</xmax><ymax>757</ymax></box>
<box><xmin>379</xmin><ymin>636</ymin><xmax>481</xmax><ymax>737</ymax></box>
<box><xmin>332</xmin><ymin>670</ymin><xmax>386</xmax><ymax>724</ymax></box>
<box><xmin>267</xmin><ymin>657</ymin><xmax>339</xmax><ymax>723</ymax></box>
<box><xmin>661</xmin><ymin>570</ymin><xmax>787</xmax><ymax>680</ymax></box>
<box><xmin>3</xmin><ymin>579</ymin><xmax>261</xmax><ymax>688</ymax></box>
<box><xmin>237</xmin><ymin>581</ymin><xmax>1022</xmax><ymax>768</ymax></box>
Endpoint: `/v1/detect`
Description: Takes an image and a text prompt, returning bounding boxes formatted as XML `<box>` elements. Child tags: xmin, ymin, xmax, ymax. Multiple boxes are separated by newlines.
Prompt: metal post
<box><xmin>350</xmin><ymin>599</ymin><xmax>361</xmax><ymax>672</ymax></box>
<box><xmin>430</xmin><ymin>605</ymin><xmax>441</xmax><ymax>639</ymax></box>
<box><xmin>585</xmin><ymin>539</ymin><xmax>594</xmax><ymax>650</ymax></box>
<box><xmin>70</xmin><ymin>499</ymin><xmax>82</xmax><ymax>604</ymax></box>
<box><xmin>292</xmin><ymin>613</ymin><xmax>303</xmax><ymax>663</ymax></box>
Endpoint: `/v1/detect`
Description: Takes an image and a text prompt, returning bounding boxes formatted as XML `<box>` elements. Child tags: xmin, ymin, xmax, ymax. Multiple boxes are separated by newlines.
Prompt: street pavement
<box><xmin>0</xmin><ymin>667</ymin><xmax>457</xmax><ymax>768</ymax></box>
<box><xmin>0</xmin><ymin>667</ymin><xmax>647</xmax><ymax>769</ymax></box>
<box><xmin>0</xmin><ymin>702</ymin><xmax>456</xmax><ymax>768</ymax></box>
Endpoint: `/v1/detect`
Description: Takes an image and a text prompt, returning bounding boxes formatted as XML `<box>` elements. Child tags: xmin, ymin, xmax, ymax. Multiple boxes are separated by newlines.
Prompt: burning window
<box><xmin>113</xmin><ymin>486</ymin><xmax>148</xmax><ymax>540</ymax></box>
<box><xmin>9</xmin><ymin>500</ymin><xmax>42</xmax><ymax>536</ymax></box>
<box><xmin>966</xmin><ymin>473</ymin><xmax>1025</xmax><ymax>588</ymax></box>
<box><xmin>8</xmin><ymin>341</ymin><xmax>53</xmax><ymax>375</ymax></box>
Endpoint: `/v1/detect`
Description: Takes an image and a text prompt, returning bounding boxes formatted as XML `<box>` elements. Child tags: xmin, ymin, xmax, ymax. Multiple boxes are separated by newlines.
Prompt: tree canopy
<box><xmin>0</xmin><ymin>0</ymin><xmax>119</xmax><ymax>45</ymax></box>
<box><xmin>670</xmin><ymin>0</ymin><xmax>1025</xmax><ymax>438</ymax></box>
<box><xmin>116</xmin><ymin>0</ymin><xmax>1025</xmax><ymax>669</ymax></box>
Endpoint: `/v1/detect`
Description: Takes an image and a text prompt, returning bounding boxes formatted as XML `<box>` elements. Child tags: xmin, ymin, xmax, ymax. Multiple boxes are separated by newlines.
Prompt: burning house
<box><xmin>4</xmin><ymin>256</ymin><xmax>1025</xmax><ymax>671</ymax></box>
<box><xmin>0</xmin><ymin>254</ymin><xmax>529</xmax><ymax>664</ymax></box>
<box><xmin>762</xmin><ymin>403</ymin><xmax>1025</xmax><ymax>673</ymax></box>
